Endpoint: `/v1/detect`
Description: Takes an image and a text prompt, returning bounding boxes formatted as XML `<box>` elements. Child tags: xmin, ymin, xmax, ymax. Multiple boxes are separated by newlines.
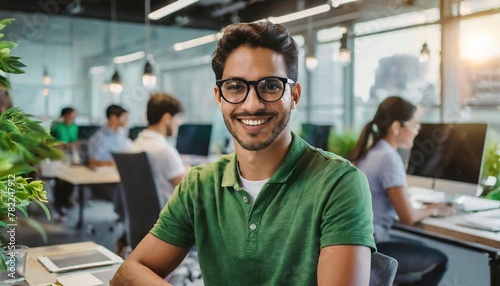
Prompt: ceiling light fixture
<box><xmin>42</xmin><ymin>67</ymin><xmax>51</xmax><ymax>85</ymax></box>
<box><xmin>330</xmin><ymin>0</ymin><xmax>360</xmax><ymax>8</ymax></box>
<box><xmin>109</xmin><ymin>69</ymin><xmax>123</xmax><ymax>94</ymax></box>
<box><xmin>268</xmin><ymin>4</ymin><xmax>331</xmax><ymax>24</ymax></box>
<box><xmin>142</xmin><ymin>0</ymin><xmax>157</xmax><ymax>90</ymax></box>
<box><xmin>148</xmin><ymin>0</ymin><xmax>199</xmax><ymax>21</ymax></box>
<box><xmin>173</xmin><ymin>33</ymin><xmax>220</xmax><ymax>51</ymax></box>
<box><xmin>142</xmin><ymin>56</ymin><xmax>157</xmax><ymax>90</ymax></box>
<box><xmin>113</xmin><ymin>51</ymin><xmax>145</xmax><ymax>64</ymax></box>
<box><xmin>338</xmin><ymin>27</ymin><xmax>351</xmax><ymax>65</ymax></box>
<box><xmin>419</xmin><ymin>42</ymin><xmax>430</xmax><ymax>63</ymax></box>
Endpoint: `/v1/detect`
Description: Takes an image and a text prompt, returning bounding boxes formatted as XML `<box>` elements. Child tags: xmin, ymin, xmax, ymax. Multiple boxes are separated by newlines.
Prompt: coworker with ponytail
<box><xmin>352</xmin><ymin>96</ymin><xmax>455</xmax><ymax>286</ymax></box>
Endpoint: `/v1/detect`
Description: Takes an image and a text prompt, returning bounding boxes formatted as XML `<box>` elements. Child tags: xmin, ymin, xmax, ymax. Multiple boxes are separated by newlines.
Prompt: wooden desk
<box><xmin>57</xmin><ymin>166</ymin><xmax>120</xmax><ymax>229</ymax></box>
<box><xmin>394</xmin><ymin>213</ymin><xmax>500</xmax><ymax>286</ymax></box>
<box><xmin>25</xmin><ymin>241</ymin><xmax>120</xmax><ymax>285</ymax></box>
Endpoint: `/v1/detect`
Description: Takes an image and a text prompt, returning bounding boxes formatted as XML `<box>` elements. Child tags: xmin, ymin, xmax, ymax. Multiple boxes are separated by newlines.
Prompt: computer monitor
<box><xmin>129</xmin><ymin>126</ymin><xmax>147</xmax><ymax>140</ymax></box>
<box><xmin>176</xmin><ymin>124</ymin><xmax>213</xmax><ymax>156</ymax></box>
<box><xmin>406</xmin><ymin>123</ymin><xmax>488</xmax><ymax>197</ymax></box>
<box><xmin>78</xmin><ymin>125</ymin><xmax>100</xmax><ymax>140</ymax></box>
<box><xmin>300</xmin><ymin>124</ymin><xmax>332</xmax><ymax>150</ymax></box>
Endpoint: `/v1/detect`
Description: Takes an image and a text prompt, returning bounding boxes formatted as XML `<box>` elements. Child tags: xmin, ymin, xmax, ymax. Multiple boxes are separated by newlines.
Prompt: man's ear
<box><xmin>291</xmin><ymin>83</ymin><xmax>301</xmax><ymax>110</ymax></box>
<box><xmin>161</xmin><ymin>112</ymin><xmax>172</xmax><ymax>125</ymax></box>
<box><xmin>214</xmin><ymin>86</ymin><xmax>222</xmax><ymax>109</ymax></box>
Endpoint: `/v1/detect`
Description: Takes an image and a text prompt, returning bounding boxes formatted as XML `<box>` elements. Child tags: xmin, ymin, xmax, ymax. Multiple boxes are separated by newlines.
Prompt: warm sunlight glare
<box><xmin>461</xmin><ymin>30</ymin><xmax>496</xmax><ymax>62</ymax></box>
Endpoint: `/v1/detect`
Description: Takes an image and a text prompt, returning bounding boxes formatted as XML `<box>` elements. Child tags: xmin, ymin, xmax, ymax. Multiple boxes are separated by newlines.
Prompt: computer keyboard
<box><xmin>457</xmin><ymin>208</ymin><xmax>500</xmax><ymax>232</ymax></box>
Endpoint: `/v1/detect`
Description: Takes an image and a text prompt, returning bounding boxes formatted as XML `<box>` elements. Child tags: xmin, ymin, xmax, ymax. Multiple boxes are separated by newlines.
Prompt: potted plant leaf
<box><xmin>0</xmin><ymin>18</ymin><xmax>64</xmax><ymax>276</ymax></box>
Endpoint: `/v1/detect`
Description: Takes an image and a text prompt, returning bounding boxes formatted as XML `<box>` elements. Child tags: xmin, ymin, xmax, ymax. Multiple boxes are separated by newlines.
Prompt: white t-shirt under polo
<box><xmin>129</xmin><ymin>129</ymin><xmax>185</xmax><ymax>206</ymax></box>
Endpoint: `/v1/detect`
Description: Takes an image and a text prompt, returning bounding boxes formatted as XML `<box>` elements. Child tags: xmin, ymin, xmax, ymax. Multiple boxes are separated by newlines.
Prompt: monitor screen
<box><xmin>78</xmin><ymin>125</ymin><xmax>100</xmax><ymax>140</ymax></box>
<box><xmin>300</xmin><ymin>124</ymin><xmax>332</xmax><ymax>150</ymax></box>
<box><xmin>129</xmin><ymin>126</ymin><xmax>147</xmax><ymax>140</ymax></box>
<box><xmin>176</xmin><ymin>124</ymin><xmax>213</xmax><ymax>156</ymax></box>
<box><xmin>406</xmin><ymin>123</ymin><xmax>488</xmax><ymax>196</ymax></box>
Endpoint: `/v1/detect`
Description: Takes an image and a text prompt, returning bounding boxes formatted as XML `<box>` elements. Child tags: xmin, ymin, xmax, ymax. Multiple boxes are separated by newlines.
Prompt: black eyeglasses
<box><xmin>400</xmin><ymin>121</ymin><xmax>421</xmax><ymax>131</ymax></box>
<box><xmin>216</xmin><ymin>76</ymin><xmax>295</xmax><ymax>104</ymax></box>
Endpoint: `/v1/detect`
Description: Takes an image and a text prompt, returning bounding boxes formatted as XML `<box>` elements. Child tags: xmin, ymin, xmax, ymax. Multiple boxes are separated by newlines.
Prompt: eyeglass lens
<box><xmin>220</xmin><ymin>78</ymin><xmax>285</xmax><ymax>103</ymax></box>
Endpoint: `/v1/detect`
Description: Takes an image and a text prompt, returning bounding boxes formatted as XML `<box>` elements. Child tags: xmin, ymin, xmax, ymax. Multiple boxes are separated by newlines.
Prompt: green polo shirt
<box><xmin>50</xmin><ymin>122</ymin><xmax>78</xmax><ymax>143</ymax></box>
<box><xmin>151</xmin><ymin>132</ymin><xmax>375</xmax><ymax>285</ymax></box>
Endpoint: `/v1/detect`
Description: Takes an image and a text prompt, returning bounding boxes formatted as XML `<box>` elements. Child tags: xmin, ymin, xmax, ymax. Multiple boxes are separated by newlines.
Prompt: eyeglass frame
<box><xmin>400</xmin><ymin>121</ymin><xmax>421</xmax><ymax>131</ymax></box>
<box><xmin>215</xmin><ymin>76</ymin><xmax>295</xmax><ymax>104</ymax></box>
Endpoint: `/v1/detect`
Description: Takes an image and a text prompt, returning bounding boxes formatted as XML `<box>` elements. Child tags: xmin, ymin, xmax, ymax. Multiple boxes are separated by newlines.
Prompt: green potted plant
<box><xmin>327</xmin><ymin>130</ymin><xmax>358</xmax><ymax>159</ymax></box>
<box><xmin>0</xmin><ymin>18</ymin><xmax>64</xmax><ymax>277</ymax></box>
<box><xmin>481</xmin><ymin>131</ymin><xmax>500</xmax><ymax>200</ymax></box>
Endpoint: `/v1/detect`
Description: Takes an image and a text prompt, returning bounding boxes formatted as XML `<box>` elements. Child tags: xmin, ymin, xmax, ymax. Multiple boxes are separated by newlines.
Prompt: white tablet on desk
<box><xmin>38</xmin><ymin>246</ymin><xmax>123</xmax><ymax>273</ymax></box>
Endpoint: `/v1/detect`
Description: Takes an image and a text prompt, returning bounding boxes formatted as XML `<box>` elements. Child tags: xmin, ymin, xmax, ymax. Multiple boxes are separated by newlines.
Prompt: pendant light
<box><xmin>419</xmin><ymin>43</ymin><xmax>430</xmax><ymax>63</ymax></box>
<box><xmin>109</xmin><ymin>69</ymin><xmax>123</xmax><ymax>94</ymax></box>
<box><xmin>142</xmin><ymin>0</ymin><xmax>157</xmax><ymax>90</ymax></box>
<box><xmin>108</xmin><ymin>0</ymin><xmax>123</xmax><ymax>94</ymax></box>
<box><xmin>338</xmin><ymin>27</ymin><xmax>351</xmax><ymax>65</ymax></box>
<box><xmin>42</xmin><ymin>66</ymin><xmax>51</xmax><ymax>85</ymax></box>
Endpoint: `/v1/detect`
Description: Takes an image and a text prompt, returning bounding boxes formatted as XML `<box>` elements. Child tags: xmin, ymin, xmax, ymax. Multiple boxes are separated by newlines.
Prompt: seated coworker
<box><xmin>129</xmin><ymin>93</ymin><xmax>186</xmax><ymax>207</ymax></box>
<box><xmin>88</xmin><ymin>104</ymin><xmax>132</xmax><ymax>168</ymax></box>
<box><xmin>111</xmin><ymin>22</ymin><xmax>375</xmax><ymax>285</ymax></box>
<box><xmin>50</xmin><ymin>107</ymin><xmax>78</xmax><ymax>148</ymax></box>
<box><xmin>88</xmin><ymin>105</ymin><xmax>132</xmax><ymax>205</ymax></box>
<box><xmin>352</xmin><ymin>96</ymin><xmax>456</xmax><ymax>286</ymax></box>
<box><xmin>50</xmin><ymin>107</ymin><xmax>79</xmax><ymax>216</ymax></box>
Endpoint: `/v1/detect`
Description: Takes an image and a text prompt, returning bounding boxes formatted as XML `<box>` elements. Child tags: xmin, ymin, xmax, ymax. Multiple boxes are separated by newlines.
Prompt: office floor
<box><xmin>7</xmin><ymin>183</ymin><xmax>204</xmax><ymax>286</ymax></box>
<box><xmin>11</xmin><ymin>189</ymin><xmax>124</xmax><ymax>253</ymax></box>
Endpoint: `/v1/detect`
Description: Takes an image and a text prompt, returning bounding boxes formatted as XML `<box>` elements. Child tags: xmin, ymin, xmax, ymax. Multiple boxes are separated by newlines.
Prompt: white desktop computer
<box><xmin>404</xmin><ymin>123</ymin><xmax>500</xmax><ymax>212</ymax></box>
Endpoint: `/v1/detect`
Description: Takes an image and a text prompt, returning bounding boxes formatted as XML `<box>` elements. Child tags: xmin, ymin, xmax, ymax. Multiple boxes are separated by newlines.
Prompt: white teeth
<box><xmin>241</xmin><ymin>119</ymin><xmax>267</xmax><ymax>126</ymax></box>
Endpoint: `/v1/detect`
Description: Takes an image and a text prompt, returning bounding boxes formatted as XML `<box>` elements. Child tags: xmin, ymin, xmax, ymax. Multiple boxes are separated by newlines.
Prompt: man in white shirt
<box><xmin>129</xmin><ymin>93</ymin><xmax>186</xmax><ymax>206</ymax></box>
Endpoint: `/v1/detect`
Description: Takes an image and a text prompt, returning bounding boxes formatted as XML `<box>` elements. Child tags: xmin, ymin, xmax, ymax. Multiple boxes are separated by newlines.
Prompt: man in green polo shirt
<box><xmin>50</xmin><ymin>107</ymin><xmax>78</xmax><ymax>146</ymax></box>
<box><xmin>50</xmin><ymin>107</ymin><xmax>78</xmax><ymax>216</ymax></box>
<box><xmin>111</xmin><ymin>22</ymin><xmax>376</xmax><ymax>286</ymax></box>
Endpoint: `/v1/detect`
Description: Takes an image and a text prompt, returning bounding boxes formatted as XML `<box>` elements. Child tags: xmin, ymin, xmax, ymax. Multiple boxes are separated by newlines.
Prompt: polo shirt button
<box><xmin>249</xmin><ymin>223</ymin><xmax>257</xmax><ymax>230</ymax></box>
<box><xmin>243</xmin><ymin>196</ymin><xmax>248</xmax><ymax>203</ymax></box>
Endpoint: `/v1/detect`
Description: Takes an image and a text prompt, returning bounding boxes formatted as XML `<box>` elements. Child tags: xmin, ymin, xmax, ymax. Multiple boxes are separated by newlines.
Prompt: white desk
<box><xmin>57</xmin><ymin>165</ymin><xmax>120</xmax><ymax>229</ymax></box>
<box><xmin>394</xmin><ymin>211</ymin><xmax>500</xmax><ymax>286</ymax></box>
<box><xmin>25</xmin><ymin>241</ymin><xmax>120</xmax><ymax>285</ymax></box>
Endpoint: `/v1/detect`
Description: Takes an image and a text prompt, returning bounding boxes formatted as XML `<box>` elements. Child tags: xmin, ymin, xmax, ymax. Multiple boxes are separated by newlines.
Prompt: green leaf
<box><xmin>0</xmin><ymin>75</ymin><xmax>9</xmax><ymax>88</ymax></box>
<box><xmin>0</xmin><ymin>221</ymin><xmax>7</xmax><ymax>228</ymax></box>
<box><xmin>0</xmin><ymin>56</ymin><xmax>26</xmax><ymax>74</ymax></box>
<box><xmin>0</xmin><ymin>19</ymin><xmax>14</xmax><ymax>31</ymax></box>
<box><xmin>16</xmin><ymin>205</ymin><xmax>28</xmax><ymax>218</ymax></box>
<box><xmin>0</xmin><ymin>41</ymin><xmax>16</xmax><ymax>51</ymax></box>
<box><xmin>32</xmin><ymin>198</ymin><xmax>51</xmax><ymax>221</ymax></box>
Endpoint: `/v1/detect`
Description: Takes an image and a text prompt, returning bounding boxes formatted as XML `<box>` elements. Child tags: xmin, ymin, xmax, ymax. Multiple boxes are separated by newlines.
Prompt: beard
<box><xmin>222</xmin><ymin>107</ymin><xmax>291</xmax><ymax>151</ymax></box>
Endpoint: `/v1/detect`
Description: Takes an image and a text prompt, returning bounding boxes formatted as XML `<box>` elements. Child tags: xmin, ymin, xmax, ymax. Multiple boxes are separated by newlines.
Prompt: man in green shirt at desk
<box><xmin>111</xmin><ymin>22</ymin><xmax>376</xmax><ymax>286</ymax></box>
<box><xmin>50</xmin><ymin>107</ymin><xmax>78</xmax><ymax>216</ymax></box>
<box><xmin>50</xmin><ymin>107</ymin><xmax>78</xmax><ymax>147</ymax></box>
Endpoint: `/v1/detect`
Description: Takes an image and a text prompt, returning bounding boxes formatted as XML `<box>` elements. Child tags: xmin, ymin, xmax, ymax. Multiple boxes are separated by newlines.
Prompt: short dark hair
<box><xmin>147</xmin><ymin>93</ymin><xmax>183</xmax><ymax>125</ymax></box>
<box><xmin>106</xmin><ymin>104</ymin><xmax>127</xmax><ymax>119</ymax></box>
<box><xmin>61</xmin><ymin>107</ymin><xmax>75</xmax><ymax>117</ymax></box>
<box><xmin>211</xmin><ymin>22</ymin><xmax>299</xmax><ymax>81</ymax></box>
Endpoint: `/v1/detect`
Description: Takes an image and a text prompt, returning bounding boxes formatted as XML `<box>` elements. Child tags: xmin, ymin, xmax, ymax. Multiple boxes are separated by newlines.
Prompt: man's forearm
<box><xmin>110</xmin><ymin>260</ymin><xmax>173</xmax><ymax>286</ymax></box>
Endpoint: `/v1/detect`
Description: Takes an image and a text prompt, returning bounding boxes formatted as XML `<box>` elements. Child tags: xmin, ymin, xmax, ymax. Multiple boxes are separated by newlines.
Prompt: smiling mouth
<box><xmin>240</xmin><ymin>119</ymin><xmax>269</xmax><ymax>126</ymax></box>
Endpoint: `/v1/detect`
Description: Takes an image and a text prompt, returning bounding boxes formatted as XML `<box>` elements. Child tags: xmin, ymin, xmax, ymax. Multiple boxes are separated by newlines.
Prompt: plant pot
<box><xmin>0</xmin><ymin>245</ymin><xmax>28</xmax><ymax>283</ymax></box>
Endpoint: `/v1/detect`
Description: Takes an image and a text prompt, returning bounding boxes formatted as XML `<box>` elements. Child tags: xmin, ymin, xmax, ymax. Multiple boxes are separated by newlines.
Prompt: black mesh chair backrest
<box><xmin>112</xmin><ymin>152</ymin><xmax>162</xmax><ymax>249</ymax></box>
<box><xmin>369</xmin><ymin>252</ymin><xmax>398</xmax><ymax>286</ymax></box>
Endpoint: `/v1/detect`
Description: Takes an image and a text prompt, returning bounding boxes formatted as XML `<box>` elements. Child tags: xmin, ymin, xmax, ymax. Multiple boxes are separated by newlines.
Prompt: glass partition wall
<box><xmin>3</xmin><ymin>0</ymin><xmax>500</xmax><ymax>142</ymax></box>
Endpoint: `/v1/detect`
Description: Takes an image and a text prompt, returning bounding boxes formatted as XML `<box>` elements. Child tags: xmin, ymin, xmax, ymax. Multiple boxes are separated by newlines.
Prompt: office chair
<box><xmin>369</xmin><ymin>252</ymin><xmax>398</xmax><ymax>286</ymax></box>
<box><xmin>112</xmin><ymin>152</ymin><xmax>162</xmax><ymax>249</ymax></box>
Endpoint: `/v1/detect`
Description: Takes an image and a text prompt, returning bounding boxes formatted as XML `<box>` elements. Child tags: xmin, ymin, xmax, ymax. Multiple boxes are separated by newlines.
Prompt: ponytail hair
<box><xmin>350</xmin><ymin>96</ymin><xmax>416</xmax><ymax>163</ymax></box>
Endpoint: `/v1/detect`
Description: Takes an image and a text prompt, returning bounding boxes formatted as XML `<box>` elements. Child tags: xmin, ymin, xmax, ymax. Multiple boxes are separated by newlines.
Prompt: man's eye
<box><xmin>224</xmin><ymin>81</ymin><xmax>245</xmax><ymax>91</ymax></box>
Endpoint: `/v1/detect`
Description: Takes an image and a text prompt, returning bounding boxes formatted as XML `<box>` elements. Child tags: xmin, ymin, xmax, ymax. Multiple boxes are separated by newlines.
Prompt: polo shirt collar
<box><xmin>221</xmin><ymin>131</ymin><xmax>308</xmax><ymax>188</ymax></box>
<box><xmin>138</xmin><ymin>129</ymin><xmax>168</xmax><ymax>142</ymax></box>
